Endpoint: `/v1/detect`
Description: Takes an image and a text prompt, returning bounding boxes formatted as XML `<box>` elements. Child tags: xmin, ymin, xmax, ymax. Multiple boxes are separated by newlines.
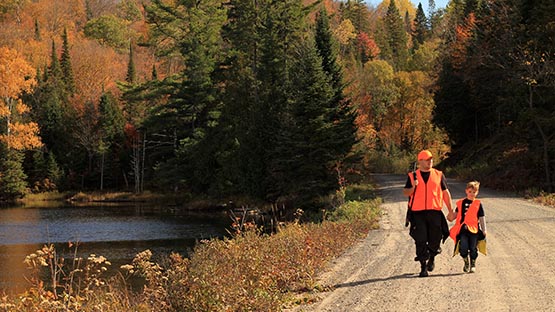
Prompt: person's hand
<box><xmin>413</xmin><ymin>179</ymin><xmax>418</xmax><ymax>187</ymax></box>
<box><xmin>483</xmin><ymin>231</ymin><xmax>487</xmax><ymax>237</ymax></box>
<box><xmin>447</xmin><ymin>211</ymin><xmax>455</xmax><ymax>222</ymax></box>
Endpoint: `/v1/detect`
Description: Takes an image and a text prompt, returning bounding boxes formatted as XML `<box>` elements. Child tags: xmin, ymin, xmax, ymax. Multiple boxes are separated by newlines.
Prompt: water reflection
<box><xmin>0</xmin><ymin>203</ymin><xmax>228</xmax><ymax>293</ymax></box>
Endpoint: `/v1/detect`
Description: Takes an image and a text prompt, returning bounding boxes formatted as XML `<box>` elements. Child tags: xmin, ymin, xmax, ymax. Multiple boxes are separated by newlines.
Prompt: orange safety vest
<box><xmin>449</xmin><ymin>199</ymin><xmax>481</xmax><ymax>241</ymax></box>
<box><xmin>408</xmin><ymin>169</ymin><xmax>444</xmax><ymax>211</ymax></box>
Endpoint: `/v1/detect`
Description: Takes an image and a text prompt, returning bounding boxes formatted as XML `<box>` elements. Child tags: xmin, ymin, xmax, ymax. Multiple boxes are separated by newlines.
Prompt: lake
<box><xmin>0</xmin><ymin>202</ymin><xmax>229</xmax><ymax>293</ymax></box>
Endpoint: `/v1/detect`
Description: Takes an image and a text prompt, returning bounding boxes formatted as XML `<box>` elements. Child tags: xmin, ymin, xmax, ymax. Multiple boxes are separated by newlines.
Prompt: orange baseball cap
<box><xmin>417</xmin><ymin>150</ymin><xmax>433</xmax><ymax>160</ymax></box>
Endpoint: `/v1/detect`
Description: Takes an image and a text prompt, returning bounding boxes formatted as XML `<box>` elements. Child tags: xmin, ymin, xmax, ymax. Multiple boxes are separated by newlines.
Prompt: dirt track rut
<box><xmin>295</xmin><ymin>174</ymin><xmax>555</xmax><ymax>311</ymax></box>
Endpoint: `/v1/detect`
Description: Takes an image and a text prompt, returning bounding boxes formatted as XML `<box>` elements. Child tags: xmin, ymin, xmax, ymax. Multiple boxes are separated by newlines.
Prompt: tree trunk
<box><xmin>100</xmin><ymin>152</ymin><xmax>105</xmax><ymax>190</ymax></box>
<box><xmin>141</xmin><ymin>131</ymin><xmax>146</xmax><ymax>193</ymax></box>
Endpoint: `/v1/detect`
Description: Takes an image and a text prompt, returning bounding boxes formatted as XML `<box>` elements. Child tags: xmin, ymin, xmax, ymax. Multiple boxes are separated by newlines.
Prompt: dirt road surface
<box><xmin>295</xmin><ymin>174</ymin><xmax>555</xmax><ymax>312</ymax></box>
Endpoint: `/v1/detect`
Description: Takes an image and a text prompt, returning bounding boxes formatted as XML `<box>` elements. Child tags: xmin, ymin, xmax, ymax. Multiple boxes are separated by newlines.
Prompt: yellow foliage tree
<box><xmin>0</xmin><ymin>46</ymin><xmax>42</xmax><ymax>150</ymax></box>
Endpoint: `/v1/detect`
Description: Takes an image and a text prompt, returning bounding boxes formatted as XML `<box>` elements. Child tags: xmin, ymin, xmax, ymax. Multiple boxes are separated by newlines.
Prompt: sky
<box><xmin>364</xmin><ymin>0</ymin><xmax>450</xmax><ymax>14</ymax></box>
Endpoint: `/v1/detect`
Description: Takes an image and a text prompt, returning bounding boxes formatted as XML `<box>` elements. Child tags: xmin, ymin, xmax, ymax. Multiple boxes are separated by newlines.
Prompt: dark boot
<box><xmin>419</xmin><ymin>260</ymin><xmax>428</xmax><ymax>277</ymax></box>
<box><xmin>427</xmin><ymin>256</ymin><xmax>435</xmax><ymax>272</ymax></box>
<box><xmin>463</xmin><ymin>257</ymin><xmax>470</xmax><ymax>273</ymax></box>
<box><xmin>470</xmin><ymin>258</ymin><xmax>476</xmax><ymax>273</ymax></box>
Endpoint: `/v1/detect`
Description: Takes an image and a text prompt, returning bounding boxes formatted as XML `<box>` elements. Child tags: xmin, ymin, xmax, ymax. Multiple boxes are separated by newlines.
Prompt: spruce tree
<box><xmin>151</xmin><ymin>64</ymin><xmax>157</xmax><ymax>80</ymax></box>
<box><xmin>99</xmin><ymin>92</ymin><xmax>124</xmax><ymax>144</ymax></box>
<box><xmin>218</xmin><ymin>0</ymin><xmax>267</xmax><ymax>196</ymax></box>
<box><xmin>257</xmin><ymin>0</ymin><xmax>305</xmax><ymax>200</ymax></box>
<box><xmin>315</xmin><ymin>7</ymin><xmax>357</xmax><ymax>169</ymax></box>
<box><xmin>404</xmin><ymin>10</ymin><xmax>411</xmax><ymax>33</ymax></box>
<box><xmin>413</xmin><ymin>3</ymin><xmax>428</xmax><ymax>49</ymax></box>
<box><xmin>126</xmin><ymin>43</ymin><xmax>136</xmax><ymax>83</ymax></box>
<box><xmin>46</xmin><ymin>152</ymin><xmax>63</xmax><ymax>188</ymax></box>
<box><xmin>34</xmin><ymin>19</ymin><xmax>41</xmax><ymax>41</ymax></box>
<box><xmin>273</xmin><ymin>39</ymin><xmax>336</xmax><ymax>209</ymax></box>
<box><xmin>49</xmin><ymin>40</ymin><xmax>62</xmax><ymax>78</ymax></box>
<box><xmin>142</xmin><ymin>0</ymin><xmax>227</xmax><ymax>192</ymax></box>
<box><xmin>384</xmin><ymin>0</ymin><xmax>409</xmax><ymax>70</ymax></box>
<box><xmin>60</xmin><ymin>28</ymin><xmax>75</xmax><ymax>94</ymax></box>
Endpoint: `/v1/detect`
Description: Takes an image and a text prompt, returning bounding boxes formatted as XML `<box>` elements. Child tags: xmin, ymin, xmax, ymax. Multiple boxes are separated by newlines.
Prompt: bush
<box><xmin>328</xmin><ymin>199</ymin><xmax>382</xmax><ymax>224</ymax></box>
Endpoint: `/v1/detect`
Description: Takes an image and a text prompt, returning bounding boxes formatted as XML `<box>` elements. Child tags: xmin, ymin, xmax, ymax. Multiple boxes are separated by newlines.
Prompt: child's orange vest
<box><xmin>449</xmin><ymin>199</ymin><xmax>480</xmax><ymax>241</ymax></box>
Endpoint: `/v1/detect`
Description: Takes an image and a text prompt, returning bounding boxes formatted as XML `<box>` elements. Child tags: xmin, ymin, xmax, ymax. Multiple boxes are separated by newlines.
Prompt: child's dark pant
<box><xmin>459</xmin><ymin>229</ymin><xmax>478</xmax><ymax>260</ymax></box>
<box><xmin>410</xmin><ymin>210</ymin><xmax>443</xmax><ymax>261</ymax></box>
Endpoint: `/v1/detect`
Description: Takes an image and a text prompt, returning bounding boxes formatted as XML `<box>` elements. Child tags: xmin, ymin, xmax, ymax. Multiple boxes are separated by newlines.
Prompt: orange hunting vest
<box><xmin>449</xmin><ymin>199</ymin><xmax>481</xmax><ymax>241</ymax></box>
<box><xmin>408</xmin><ymin>169</ymin><xmax>444</xmax><ymax>211</ymax></box>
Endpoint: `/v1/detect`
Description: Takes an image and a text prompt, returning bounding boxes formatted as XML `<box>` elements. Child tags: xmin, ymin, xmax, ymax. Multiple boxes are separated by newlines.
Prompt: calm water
<box><xmin>0</xmin><ymin>202</ymin><xmax>229</xmax><ymax>293</ymax></box>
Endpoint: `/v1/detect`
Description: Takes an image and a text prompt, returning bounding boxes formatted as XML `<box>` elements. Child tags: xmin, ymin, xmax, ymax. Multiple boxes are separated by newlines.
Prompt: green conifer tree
<box><xmin>0</xmin><ymin>150</ymin><xmax>28</xmax><ymax>200</ymax></box>
<box><xmin>384</xmin><ymin>0</ymin><xmax>409</xmax><ymax>70</ymax></box>
<box><xmin>60</xmin><ymin>28</ymin><xmax>75</xmax><ymax>94</ymax></box>
<box><xmin>126</xmin><ymin>43</ymin><xmax>136</xmax><ymax>84</ymax></box>
<box><xmin>412</xmin><ymin>3</ymin><xmax>429</xmax><ymax>49</ymax></box>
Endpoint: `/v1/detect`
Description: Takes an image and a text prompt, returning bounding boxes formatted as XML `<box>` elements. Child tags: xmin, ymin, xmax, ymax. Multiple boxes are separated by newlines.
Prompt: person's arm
<box><xmin>479</xmin><ymin>205</ymin><xmax>487</xmax><ymax>235</ymax></box>
<box><xmin>440</xmin><ymin>173</ymin><xmax>454</xmax><ymax>219</ymax></box>
<box><xmin>403</xmin><ymin>175</ymin><xmax>417</xmax><ymax>197</ymax></box>
<box><xmin>479</xmin><ymin>216</ymin><xmax>487</xmax><ymax>235</ymax></box>
<box><xmin>443</xmin><ymin>188</ymin><xmax>455</xmax><ymax>220</ymax></box>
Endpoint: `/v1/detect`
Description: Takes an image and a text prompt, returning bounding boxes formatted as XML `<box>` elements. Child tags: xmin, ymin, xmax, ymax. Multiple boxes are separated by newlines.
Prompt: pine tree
<box><xmin>126</xmin><ymin>43</ymin><xmax>136</xmax><ymax>83</ymax></box>
<box><xmin>413</xmin><ymin>3</ymin><xmax>428</xmax><ymax>49</ymax></box>
<box><xmin>60</xmin><ymin>28</ymin><xmax>75</xmax><ymax>94</ymax></box>
<box><xmin>384</xmin><ymin>0</ymin><xmax>409</xmax><ymax>70</ymax></box>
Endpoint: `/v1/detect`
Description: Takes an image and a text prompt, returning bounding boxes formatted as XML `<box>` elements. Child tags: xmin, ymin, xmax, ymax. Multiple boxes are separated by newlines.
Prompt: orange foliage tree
<box><xmin>0</xmin><ymin>47</ymin><xmax>42</xmax><ymax>150</ymax></box>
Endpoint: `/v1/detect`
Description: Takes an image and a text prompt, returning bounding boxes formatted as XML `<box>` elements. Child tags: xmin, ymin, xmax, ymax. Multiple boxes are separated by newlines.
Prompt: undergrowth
<box><xmin>1</xmin><ymin>184</ymin><xmax>381</xmax><ymax>311</ymax></box>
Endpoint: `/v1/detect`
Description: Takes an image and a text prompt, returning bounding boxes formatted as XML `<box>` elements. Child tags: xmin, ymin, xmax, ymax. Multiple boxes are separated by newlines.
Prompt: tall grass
<box><xmin>2</xmin><ymin>184</ymin><xmax>381</xmax><ymax>311</ymax></box>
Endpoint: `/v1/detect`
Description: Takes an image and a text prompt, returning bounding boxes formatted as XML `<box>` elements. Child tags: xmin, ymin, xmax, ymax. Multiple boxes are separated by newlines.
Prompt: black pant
<box><xmin>410</xmin><ymin>210</ymin><xmax>443</xmax><ymax>262</ymax></box>
<box><xmin>459</xmin><ymin>228</ymin><xmax>478</xmax><ymax>260</ymax></box>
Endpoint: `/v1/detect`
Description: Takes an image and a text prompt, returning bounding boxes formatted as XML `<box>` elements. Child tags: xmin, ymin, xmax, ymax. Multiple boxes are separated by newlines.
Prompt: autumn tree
<box><xmin>0</xmin><ymin>47</ymin><xmax>41</xmax><ymax>151</ymax></box>
<box><xmin>0</xmin><ymin>47</ymin><xmax>42</xmax><ymax>199</ymax></box>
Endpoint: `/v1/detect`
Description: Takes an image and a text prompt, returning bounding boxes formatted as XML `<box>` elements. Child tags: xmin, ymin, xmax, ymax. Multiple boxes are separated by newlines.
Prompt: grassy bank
<box><xmin>20</xmin><ymin>190</ymin><xmax>264</xmax><ymax>211</ymax></box>
<box><xmin>1</xmin><ymin>183</ymin><xmax>381</xmax><ymax>311</ymax></box>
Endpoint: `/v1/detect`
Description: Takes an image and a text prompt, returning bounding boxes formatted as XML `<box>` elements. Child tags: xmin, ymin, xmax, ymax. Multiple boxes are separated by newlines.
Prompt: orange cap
<box><xmin>417</xmin><ymin>150</ymin><xmax>433</xmax><ymax>160</ymax></box>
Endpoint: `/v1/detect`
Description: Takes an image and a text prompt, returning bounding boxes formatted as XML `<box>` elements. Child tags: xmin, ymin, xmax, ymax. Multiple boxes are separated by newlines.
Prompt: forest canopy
<box><xmin>0</xmin><ymin>0</ymin><xmax>553</xmax><ymax>203</ymax></box>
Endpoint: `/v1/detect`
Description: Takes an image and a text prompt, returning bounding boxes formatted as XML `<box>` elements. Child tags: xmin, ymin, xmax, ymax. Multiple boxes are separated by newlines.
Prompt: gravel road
<box><xmin>295</xmin><ymin>174</ymin><xmax>555</xmax><ymax>311</ymax></box>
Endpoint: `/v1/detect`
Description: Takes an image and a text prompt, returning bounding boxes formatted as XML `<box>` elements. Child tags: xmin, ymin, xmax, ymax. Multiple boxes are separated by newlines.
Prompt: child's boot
<box><xmin>463</xmin><ymin>257</ymin><xmax>470</xmax><ymax>273</ymax></box>
<box><xmin>470</xmin><ymin>259</ymin><xmax>476</xmax><ymax>273</ymax></box>
<box><xmin>419</xmin><ymin>260</ymin><xmax>428</xmax><ymax>277</ymax></box>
